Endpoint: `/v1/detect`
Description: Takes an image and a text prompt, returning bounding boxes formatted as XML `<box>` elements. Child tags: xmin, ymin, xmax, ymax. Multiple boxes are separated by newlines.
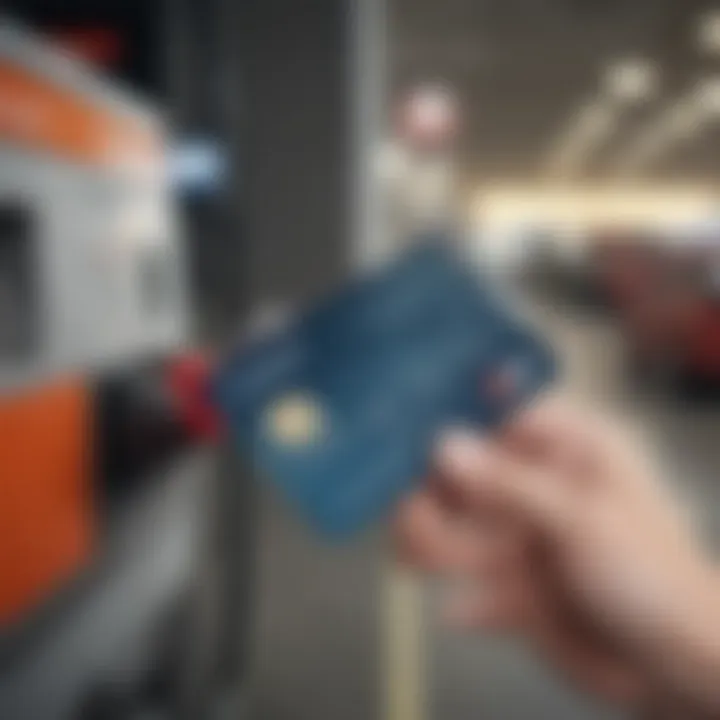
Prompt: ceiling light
<box><xmin>613</xmin><ymin>92</ymin><xmax>709</xmax><ymax>176</ymax></box>
<box><xmin>698</xmin><ymin>11</ymin><xmax>720</xmax><ymax>55</ymax></box>
<box><xmin>577</xmin><ymin>102</ymin><xmax>617</xmax><ymax>137</ymax></box>
<box><xmin>545</xmin><ymin>101</ymin><xmax>618</xmax><ymax>177</ymax></box>
<box><xmin>693</xmin><ymin>77</ymin><xmax>720</xmax><ymax>116</ymax></box>
<box><xmin>662</xmin><ymin>99</ymin><xmax>705</xmax><ymax>139</ymax></box>
<box><xmin>558</xmin><ymin>103</ymin><xmax>616</xmax><ymax>156</ymax></box>
<box><xmin>604</xmin><ymin>59</ymin><xmax>659</xmax><ymax>103</ymax></box>
<box><xmin>613</xmin><ymin>119</ymin><xmax>676</xmax><ymax>174</ymax></box>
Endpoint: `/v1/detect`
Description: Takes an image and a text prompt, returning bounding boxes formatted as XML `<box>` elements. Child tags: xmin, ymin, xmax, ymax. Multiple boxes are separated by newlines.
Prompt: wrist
<box><xmin>651</xmin><ymin>564</ymin><xmax>720</xmax><ymax>713</ymax></box>
<box><xmin>636</xmin><ymin>691</ymin><xmax>719</xmax><ymax>720</ymax></box>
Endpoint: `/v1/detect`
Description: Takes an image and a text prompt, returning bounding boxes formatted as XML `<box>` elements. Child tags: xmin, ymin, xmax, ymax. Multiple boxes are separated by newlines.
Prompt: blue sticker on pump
<box><xmin>211</xmin><ymin>240</ymin><xmax>557</xmax><ymax>539</ymax></box>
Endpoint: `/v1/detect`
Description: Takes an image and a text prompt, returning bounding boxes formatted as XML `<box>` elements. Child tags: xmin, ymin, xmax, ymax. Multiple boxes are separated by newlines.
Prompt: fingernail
<box><xmin>436</xmin><ymin>429</ymin><xmax>489</xmax><ymax>480</ymax></box>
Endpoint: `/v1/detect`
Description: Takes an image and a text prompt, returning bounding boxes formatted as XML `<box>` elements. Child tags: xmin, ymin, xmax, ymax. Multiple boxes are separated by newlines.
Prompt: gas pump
<box><xmin>0</xmin><ymin>23</ymin><xmax>218</xmax><ymax>719</ymax></box>
<box><xmin>0</xmin><ymin>0</ymin><xmax>387</xmax><ymax>715</ymax></box>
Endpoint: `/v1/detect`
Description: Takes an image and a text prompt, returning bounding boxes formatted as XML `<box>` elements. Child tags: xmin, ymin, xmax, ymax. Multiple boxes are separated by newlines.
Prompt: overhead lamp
<box><xmin>604</xmin><ymin>59</ymin><xmax>659</xmax><ymax>103</ymax></box>
<box><xmin>693</xmin><ymin>77</ymin><xmax>720</xmax><ymax>117</ymax></box>
<box><xmin>662</xmin><ymin>98</ymin><xmax>706</xmax><ymax>139</ymax></box>
<box><xmin>558</xmin><ymin>103</ymin><xmax>616</xmax><ymax>156</ymax></box>
<box><xmin>612</xmin><ymin>89</ymin><xmax>712</xmax><ymax>176</ymax></box>
<box><xmin>545</xmin><ymin>101</ymin><xmax>617</xmax><ymax>177</ymax></box>
<box><xmin>614</xmin><ymin>138</ymin><xmax>659</xmax><ymax>175</ymax></box>
<box><xmin>576</xmin><ymin>102</ymin><xmax>617</xmax><ymax>137</ymax></box>
<box><xmin>613</xmin><ymin>112</ymin><xmax>686</xmax><ymax>174</ymax></box>
<box><xmin>698</xmin><ymin>11</ymin><xmax>720</xmax><ymax>55</ymax></box>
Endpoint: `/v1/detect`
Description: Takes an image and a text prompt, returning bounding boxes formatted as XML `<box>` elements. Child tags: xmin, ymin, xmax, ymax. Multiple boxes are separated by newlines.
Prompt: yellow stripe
<box><xmin>382</xmin><ymin>562</ymin><xmax>426</xmax><ymax>720</ymax></box>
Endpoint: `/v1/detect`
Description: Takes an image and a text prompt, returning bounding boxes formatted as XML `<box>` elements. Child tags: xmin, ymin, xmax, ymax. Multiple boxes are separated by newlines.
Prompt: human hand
<box><xmin>393</xmin><ymin>397</ymin><xmax>720</xmax><ymax>715</ymax></box>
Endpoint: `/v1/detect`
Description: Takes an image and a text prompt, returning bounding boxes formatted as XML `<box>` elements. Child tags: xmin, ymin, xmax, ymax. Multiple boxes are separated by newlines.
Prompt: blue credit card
<box><xmin>211</xmin><ymin>241</ymin><xmax>557</xmax><ymax>538</ymax></box>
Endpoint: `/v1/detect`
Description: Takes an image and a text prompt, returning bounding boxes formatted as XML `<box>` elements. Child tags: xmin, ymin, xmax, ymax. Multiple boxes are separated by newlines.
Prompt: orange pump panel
<box><xmin>0</xmin><ymin>59</ymin><xmax>160</xmax><ymax>170</ymax></box>
<box><xmin>0</xmin><ymin>378</ymin><xmax>95</xmax><ymax>625</ymax></box>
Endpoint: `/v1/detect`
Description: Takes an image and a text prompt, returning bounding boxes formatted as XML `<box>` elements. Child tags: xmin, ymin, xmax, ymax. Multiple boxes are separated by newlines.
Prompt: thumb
<box><xmin>436</xmin><ymin>430</ymin><xmax>572</xmax><ymax>533</ymax></box>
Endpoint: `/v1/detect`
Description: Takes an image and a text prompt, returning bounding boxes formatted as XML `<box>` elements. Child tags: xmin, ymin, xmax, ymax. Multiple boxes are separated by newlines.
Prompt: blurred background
<box><xmin>3</xmin><ymin>0</ymin><xmax>720</xmax><ymax>718</ymax></box>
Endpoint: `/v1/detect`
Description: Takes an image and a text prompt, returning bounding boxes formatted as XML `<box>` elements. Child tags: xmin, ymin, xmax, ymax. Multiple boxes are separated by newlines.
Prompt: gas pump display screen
<box><xmin>0</xmin><ymin>204</ymin><xmax>37</xmax><ymax>359</ymax></box>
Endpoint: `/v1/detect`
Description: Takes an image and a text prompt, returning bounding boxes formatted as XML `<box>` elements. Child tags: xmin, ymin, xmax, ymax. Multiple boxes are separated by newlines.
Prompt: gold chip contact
<box><xmin>265</xmin><ymin>392</ymin><xmax>326</xmax><ymax>447</ymax></box>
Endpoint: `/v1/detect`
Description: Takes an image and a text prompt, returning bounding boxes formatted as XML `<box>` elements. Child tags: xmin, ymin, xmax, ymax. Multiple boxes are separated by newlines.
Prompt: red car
<box><xmin>601</xmin><ymin>242</ymin><xmax>720</xmax><ymax>393</ymax></box>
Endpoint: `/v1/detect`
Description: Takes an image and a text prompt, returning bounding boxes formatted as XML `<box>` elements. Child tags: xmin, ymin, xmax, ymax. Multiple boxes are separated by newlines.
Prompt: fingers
<box><xmin>504</xmin><ymin>395</ymin><xmax>589</xmax><ymax>457</ymax></box>
<box><xmin>434</xmin><ymin>535</ymin><xmax>652</xmax><ymax>708</ymax></box>
<box><xmin>528</xmin><ymin>611</ymin><xmax>651</xmax><ymax>707</ymax></box>
<box><xmin>506</xmin><ymin>395</ymin><xmax>650</xmax><ymax>494</ymax></box>
<box><xmin>503</xmin><ymin>396</ymin><xmax>605</xmax><ymax>481</ymax></box>
<box><xmin>393</xmin><ymin>490</ymin><xmax>477</xmax><ymax>574</ymax></box>
<box><xmin>442</xmin><ymin>564</ymin><xmax>536</xmax><ymax>632</ymax></box>
<box><xmin>436</xmin><ymin>430</ymin><xmax>573</xmax><ymax>534</ymax></box>
<box><xmin>393</xmin><ymin>487</ymin><xmax>529</xmax><ymax>576</ymax></box>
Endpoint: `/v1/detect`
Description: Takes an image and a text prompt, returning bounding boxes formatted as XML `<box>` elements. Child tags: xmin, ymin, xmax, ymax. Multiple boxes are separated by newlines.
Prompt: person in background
<box><xmin>394</xmin><ymin>397</ymin><xmax>720</xmax><ymax>719</ymax></box>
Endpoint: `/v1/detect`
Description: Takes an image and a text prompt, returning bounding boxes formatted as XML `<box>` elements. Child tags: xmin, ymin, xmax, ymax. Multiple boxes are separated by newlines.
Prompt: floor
<box><xmin>250</xmin><ymin>292</ymin><xmax>720</xmax><ymax>720</ymax></box>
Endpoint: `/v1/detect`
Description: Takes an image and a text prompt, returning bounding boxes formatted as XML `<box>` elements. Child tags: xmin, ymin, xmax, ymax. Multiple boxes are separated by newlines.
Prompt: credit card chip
<box><xmin>265</xmin><ymin>392</ymin><xmax>327</xmax><ymax>447</ymax></box>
